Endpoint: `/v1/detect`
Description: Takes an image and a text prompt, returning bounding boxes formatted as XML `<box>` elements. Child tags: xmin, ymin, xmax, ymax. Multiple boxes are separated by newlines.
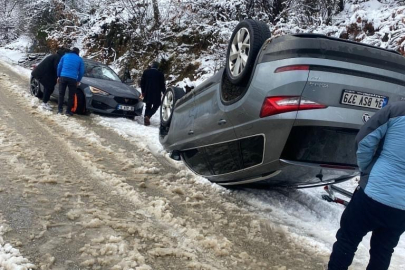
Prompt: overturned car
<box><xmin>159</xmin><ymin>19</ymin><xmax>405</xmax><ymax>188</ymax></box>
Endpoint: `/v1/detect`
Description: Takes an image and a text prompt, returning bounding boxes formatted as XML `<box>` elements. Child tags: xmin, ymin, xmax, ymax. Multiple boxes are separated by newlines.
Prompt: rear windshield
<box><xmin>84</xmin><ymin>62</ymin><xmax>121</xmax><ymax>82</ymax></box>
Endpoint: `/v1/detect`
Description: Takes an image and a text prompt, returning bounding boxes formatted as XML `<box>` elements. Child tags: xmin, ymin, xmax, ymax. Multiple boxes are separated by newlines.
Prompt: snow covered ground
<box><xmin>1</xmin><ymin>40</ymin><xmax>405</xmax><ymax>269</ymax></box>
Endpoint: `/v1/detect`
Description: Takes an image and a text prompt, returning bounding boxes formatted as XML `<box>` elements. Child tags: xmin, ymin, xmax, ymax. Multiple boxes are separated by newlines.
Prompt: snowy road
<box><xmin>0</xmin><ymin>60</ymin><xmax>404</xmax><ymax>270</ymax></box>
<box><xmin>0</xmin><ymin>61</ymin><xmax>330</xmax><ymax>269</ymax></box>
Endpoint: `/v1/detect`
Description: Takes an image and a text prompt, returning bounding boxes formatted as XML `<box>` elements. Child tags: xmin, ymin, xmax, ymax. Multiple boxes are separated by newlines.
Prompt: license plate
<box><xmin>341</xmin><ymin>90</ymin><xmax>388</xmax><ymax>110</ymax></box>
<box><xmin>117</xmin><ymin>105</ymin><xmax>135</xmax><ymax>111</ymax></box>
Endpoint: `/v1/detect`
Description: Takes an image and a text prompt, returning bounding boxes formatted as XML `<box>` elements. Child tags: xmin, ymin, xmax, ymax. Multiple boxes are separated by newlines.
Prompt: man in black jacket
<box><xmin>31</xmin><ymin>48</ymin><xmax>67</xmax><ymax>110</ymax></box>
<box><xmin>140</xmin><ymin>61</ymin><xmax>166</xmax><ymax>126</ymax></box>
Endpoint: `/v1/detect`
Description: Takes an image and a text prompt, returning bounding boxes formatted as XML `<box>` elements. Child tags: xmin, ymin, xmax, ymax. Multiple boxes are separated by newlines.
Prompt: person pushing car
<box><xmin>31</xmin><ymin>48</ymin><xmax>67</xmax><ymax>111</ymax></box>
<box><xmin>328</xmin><ymin>101</ymin><xmax>405</xmax><ymax>270</ymax></box>
<box><xmin>57</xmin><ymin>47</ymin><xmax>85</xmax><ymax>116</ymax></box>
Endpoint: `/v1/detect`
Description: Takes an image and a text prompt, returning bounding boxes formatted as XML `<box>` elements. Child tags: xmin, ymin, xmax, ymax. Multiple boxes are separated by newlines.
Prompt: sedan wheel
<box><xmin>30</xmin><ymin>78</ymin><xmax>43</xmax><ymax>99</ymax></box>
<box><xmin>160</xmin><ymin>87</ymin><xmax>186</xmax><ymax>128</ymax></box>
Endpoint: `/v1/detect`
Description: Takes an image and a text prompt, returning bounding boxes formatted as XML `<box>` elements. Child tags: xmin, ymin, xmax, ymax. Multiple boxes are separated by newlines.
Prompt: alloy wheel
<box><xmin>162</xmin><ymin>90</ymin><xmax>174</xmax><ymax>122</ymax></box>
<box><xmin>228</xmin><ymin>27</ymin><xmax>250</xmax><ymax>77</ymax></box>
<box><xmin>30</xmin><ymin>79</ymin><xmax>39</xmax><ymax>96</ymax></box>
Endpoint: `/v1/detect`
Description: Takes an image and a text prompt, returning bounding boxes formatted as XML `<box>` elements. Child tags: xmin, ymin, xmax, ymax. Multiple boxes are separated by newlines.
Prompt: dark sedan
<box><xmin>30</xmin><ymin>58</ymin><xmax>143</xmax><ymax>118</ymax></box>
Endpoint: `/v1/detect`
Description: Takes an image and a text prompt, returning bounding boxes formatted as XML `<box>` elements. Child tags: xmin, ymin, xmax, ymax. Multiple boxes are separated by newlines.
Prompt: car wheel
<box><xmin>160</xmin><ymin>87</ymin><xmax>186</xmax><ymax>127</ymax></box>
<box><xmin>225</xmin><ymin>19</ymin><xmax>271</xmax><ymax>86</ymax></box>
<box><xmin>71</xmin><ymin>90</ymin><xmax>86</xmax><ymax>115</ymax></box>
<box><xmin>30</xmin><ymin>78</ymin><xmax>43</xmax><ymax>99</ymax></box>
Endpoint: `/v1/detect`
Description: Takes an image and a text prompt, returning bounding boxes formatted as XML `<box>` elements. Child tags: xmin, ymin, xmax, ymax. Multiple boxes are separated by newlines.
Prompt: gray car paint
<box><xmin>160</xmin><ymin>34</ymin><xmax>405</xmax><ymax>187</ymax></box>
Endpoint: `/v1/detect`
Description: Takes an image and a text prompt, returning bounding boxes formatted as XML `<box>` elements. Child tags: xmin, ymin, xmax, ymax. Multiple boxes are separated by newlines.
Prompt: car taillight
<box><xmin>260</xmin><ymin>96</ymin><xmax>327</xmax><ymax>118</ymax></box>
<box><xmin>274</xmin><ymin>65</ymin><xmax>309</xmax><ymax>73</ymax></box>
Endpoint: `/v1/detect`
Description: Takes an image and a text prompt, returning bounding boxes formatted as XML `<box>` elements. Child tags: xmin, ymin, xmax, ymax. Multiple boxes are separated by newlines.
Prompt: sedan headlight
<box><xmin>89</xmin><ymin>86</ymin><xmax>110</xmax><ymax>96</ymax></box>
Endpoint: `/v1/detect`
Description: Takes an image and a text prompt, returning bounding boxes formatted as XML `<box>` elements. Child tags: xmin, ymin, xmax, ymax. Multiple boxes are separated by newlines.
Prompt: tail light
<box><xmin>260</xmin><ymin>96</ymin><xmax>327</xmax><ymax>118</ymax></box>
<box><xmin>275</xmin><ymin>65</ymin><xmax>309</xmax><ymax>73</ymax></box>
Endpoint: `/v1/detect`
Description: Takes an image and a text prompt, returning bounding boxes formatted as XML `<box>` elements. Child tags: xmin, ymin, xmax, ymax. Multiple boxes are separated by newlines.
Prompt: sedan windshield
<box><xmin>84</xmin><ymin>63</ymin><xmax>121</xmax><ymax>82</ymax></box>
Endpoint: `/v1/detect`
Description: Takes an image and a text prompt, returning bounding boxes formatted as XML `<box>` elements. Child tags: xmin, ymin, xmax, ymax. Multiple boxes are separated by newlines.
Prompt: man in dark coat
<box><xmin>140</xmin><ymin>61</ymin><xmax>166</xmax><ymax>126</ymax></box>
<box><xmin>31</xmin><ymin>48</ymin><xmax>67</xmax><ymax>110</ymax></box>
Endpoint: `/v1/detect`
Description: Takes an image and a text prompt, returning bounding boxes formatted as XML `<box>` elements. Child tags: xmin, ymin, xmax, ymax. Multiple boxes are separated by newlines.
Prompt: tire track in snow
<box><xmin>0</xmin><ymin>61</ymin><xmax>330</xmax><ymax>269</ymax></box>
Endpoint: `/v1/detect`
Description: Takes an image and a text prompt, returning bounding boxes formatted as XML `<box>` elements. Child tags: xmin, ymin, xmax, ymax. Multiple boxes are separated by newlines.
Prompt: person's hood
<box><xmin>81</xmin><ymin>77</ymin><xmax>140</xmax><ymax>98</ymax></box>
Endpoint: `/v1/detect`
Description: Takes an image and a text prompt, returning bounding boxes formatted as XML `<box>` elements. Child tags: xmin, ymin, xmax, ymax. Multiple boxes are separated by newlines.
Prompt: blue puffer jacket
<box><xmin>57</xmin><ymin>52</ymin><xmax>85</xmax><ymax>82</ymax></box>
<box><xmin>356</xmin><ymin>101</ymin><xmax>405</xmax><ymax>210</ymax></box>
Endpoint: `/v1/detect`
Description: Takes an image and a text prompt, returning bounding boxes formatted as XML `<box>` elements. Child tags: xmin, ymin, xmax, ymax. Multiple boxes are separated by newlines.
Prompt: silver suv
<box><xmin>159</xmin><ymin>19</ymin><xmax>405</xmax><ymax>187</ymax></box>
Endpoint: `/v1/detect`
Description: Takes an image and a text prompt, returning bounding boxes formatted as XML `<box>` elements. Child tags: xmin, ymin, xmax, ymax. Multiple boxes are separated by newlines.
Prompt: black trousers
<box><xmin>58</xmin><ymin>77</ymin><xmax>76</xmax><ymax>113</ymax></box>
<box><xmin>145</xmin><ymin>99</ymin><xmax>161</xmax><ymax>118</ymax></box>
<box><xmin>42</xmin><ymin>85</ymin><xmax>54</xmax><ymax>103</ymax></box>
<box><xmin>328</xmin><ymin>187</ymin><xmax>405</xmax><ymax>270</ymax></box>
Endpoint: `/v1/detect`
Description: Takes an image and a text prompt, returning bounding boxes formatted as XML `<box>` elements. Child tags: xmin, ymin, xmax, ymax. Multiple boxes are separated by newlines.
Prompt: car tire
<box><xmin>160</xmin><ymin>87</ymin><xmax>186</xmax><ymax>127</ymax></box>
<box><xmin>71</xmin><ymin>90</ymin><xmax>86</xmax><ymax>115</ymax></box>
<box><xmin>30</xmin><ymin>78</ymin><xmax>43</xmax><ymax>99</ymax></box>
<box><xmin>225</xmin><ymin>19</ymin><xmax>271</xmax><ymax>86</ymax></box>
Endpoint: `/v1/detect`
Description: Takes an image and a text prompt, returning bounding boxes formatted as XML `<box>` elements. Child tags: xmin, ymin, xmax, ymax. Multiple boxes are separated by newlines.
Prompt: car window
<box><xmin>182</xmin><ymin>148</ymin><xmax>212</xmax><ymax>176</ymax></box>
<box><xmin>205</xmin><ymin>141</ymin><xmax>241</xmax><ymax>175</ymax></box>
<box><xmin>182</xmin><ymin>135</ymin><xmax>264</xmax><ymax>176</ymax></box>
<box><xmin>240</xmin><ymin>135</ymin><xmax>264</xmax><ymax>168</ymax></box>
<box><xmin>84</xmin><ymin>63</ymin><xmax>121</xmax><ymax>82</ymax></box>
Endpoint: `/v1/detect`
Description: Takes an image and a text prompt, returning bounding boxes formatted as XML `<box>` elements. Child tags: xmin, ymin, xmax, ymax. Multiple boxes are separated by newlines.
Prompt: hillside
<box><xmin>1</xmin><ymin>0</ymin><xmax>405</xmax><ymax>88</ymax></box>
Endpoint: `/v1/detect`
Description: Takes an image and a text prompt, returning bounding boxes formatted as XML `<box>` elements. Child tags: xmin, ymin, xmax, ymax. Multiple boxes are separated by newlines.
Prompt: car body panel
<box><xmin>192</xmin><ymin>83</ymin><xmax>237</xmax><ymax>147</ymax></box>
<box><xmin>160</xmin><ymin>33</ymin><xmax>405</xmax><ymax>187</ymax></box>
<box><xmin>161</xmin><ymin>92</ymin><xmax>196</xmax><ymax>150</ymax></box>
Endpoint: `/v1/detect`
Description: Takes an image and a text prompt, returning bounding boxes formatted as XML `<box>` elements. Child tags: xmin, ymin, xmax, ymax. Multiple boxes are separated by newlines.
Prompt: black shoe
<box><xmin>65</xmin><ymin>111</ymin><xmax>73</xmax><ymax>116</ymax></box>
<box><xmin>144</xmin><ymin>116</ymin><xmax>150</xmax><ymax>126</ymax></box>
<box><xmin>57</xmin><ymin>109</ymin><xmax>63</xmax><ymax>114</ymax></box>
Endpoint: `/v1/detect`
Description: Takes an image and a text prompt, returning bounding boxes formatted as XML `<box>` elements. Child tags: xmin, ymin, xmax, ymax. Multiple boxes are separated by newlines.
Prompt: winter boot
<box><xmin>144</xmin><ymin>116</ymin><xmax>150</xmax><ymax>126</ymax></box>
<box><xmin>41</xmin><ymin>102</ymin><xmax>53</xmax><ymax>111</ymax></box>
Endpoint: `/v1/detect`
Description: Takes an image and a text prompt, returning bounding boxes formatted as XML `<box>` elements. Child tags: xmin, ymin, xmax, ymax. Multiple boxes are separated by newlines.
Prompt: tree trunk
<box><xmin>152</xmin><ymin>0</ymin><xmax>160</xmax><ymax>28</ymax></box>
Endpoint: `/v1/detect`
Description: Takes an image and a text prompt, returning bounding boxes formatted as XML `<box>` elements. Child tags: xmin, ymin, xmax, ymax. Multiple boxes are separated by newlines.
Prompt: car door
<box><xmin>166</xmin><ymin>91</ymin><xmax>197</xmax><ymax>150</ymax></box>
<box><xmin>192</xmin><ymin>83</ymin><xmax>237</xmax><ymax>147</ymax></box>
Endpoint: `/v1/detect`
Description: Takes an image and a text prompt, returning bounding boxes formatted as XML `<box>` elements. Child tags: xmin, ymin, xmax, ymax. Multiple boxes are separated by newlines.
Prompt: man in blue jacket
<box><xmin>57</xmin><ymin>47</ymin><xmax>85</xmax><ymax>116</ymax></box>
<box><xmin>328</xmin><ymin>101</ymin><xmax>405</xmax><ymax>270</ymax></box>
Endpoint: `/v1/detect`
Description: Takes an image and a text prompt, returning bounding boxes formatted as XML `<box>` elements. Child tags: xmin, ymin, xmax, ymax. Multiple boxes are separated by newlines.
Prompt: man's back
<box><xmin>58</xmin><ymin>52</ymin><xmax>85</xmax><ymax>81</ymax></box>
<box><xmin>141</xmin><ymin>68</ymin><xmax>165</xmax><ymax>89</ymax></box>
<box><xmin>141</xmin><ymin>67</ymin><xmax>166</xmax><ymax>103</ymax></box>
<box><xmin>356</xmin><ymin>101</ymin><xmax>405</xmax><ymax>210</ymax></box>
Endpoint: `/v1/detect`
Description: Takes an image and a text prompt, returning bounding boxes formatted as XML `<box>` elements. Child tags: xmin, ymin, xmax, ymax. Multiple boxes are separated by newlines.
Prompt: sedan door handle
<box><xmin>188</xmin><ymin>130</ymin><xmax>194</xmax><ymax>135</ymax></box>
<box><xmin>218</xmin><ymin>119</ymin><xmax>227</xmax><ymax>125</ymax></box>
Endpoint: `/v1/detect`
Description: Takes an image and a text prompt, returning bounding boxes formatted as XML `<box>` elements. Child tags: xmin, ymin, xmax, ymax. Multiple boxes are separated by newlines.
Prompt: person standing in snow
<box><xmin>328</xmin><ymin>101</ymin><xmax>405</xmax><ymax>270</ymax></box>
<box><xmin>31</xmin><ymin>48</ymin><xmax>67</xmax><ymax>110</ymax></box>
<box><xmin>140</xmin><ymin>61</ymin><xmax>166</xmax><ymax>126</ymax></box>
<box><xmin>57</xmin><ymin>47</ymin><xmax>85</xmax><ymax>116</ymax></box>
